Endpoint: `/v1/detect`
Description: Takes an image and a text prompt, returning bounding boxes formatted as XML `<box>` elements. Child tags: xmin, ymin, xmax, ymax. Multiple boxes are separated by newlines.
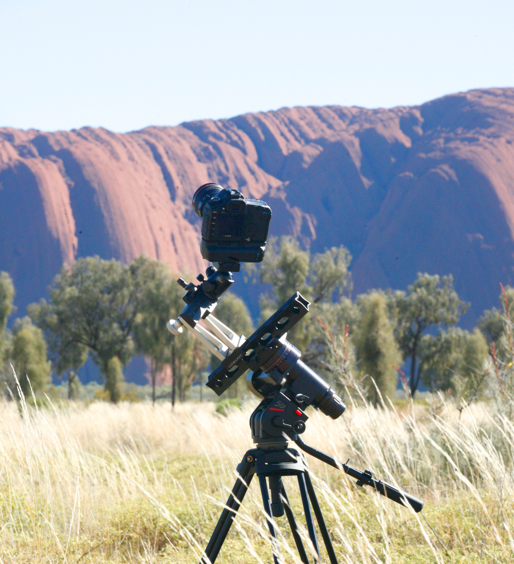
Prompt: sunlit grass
<box><xmin>0</xmin><ymin>392</ymin><xmax>512</xmax><ymax>563</ymax></box>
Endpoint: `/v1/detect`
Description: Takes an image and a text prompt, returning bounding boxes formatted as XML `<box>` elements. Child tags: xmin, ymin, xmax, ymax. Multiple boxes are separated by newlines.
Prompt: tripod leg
<box><xmin>258</xmin><ymin>474</ymin><xmax>282</xmax><ymax>564</ymax></box>
<box><xmin>269</xmin><ymin>475</ymin><xmax>285</xmax><ymax>517</ymax></box>
<box><xmin>298</xmin><ymin>473</ymin><xmax>321</xmax><ymax>560</ymax></box>
<box><xmin>281</xmin><ymin>482</ymin><xmax>310</xmax><ymax>564</ymax></box>
<box><xmin>200</xmin><ymin>456</ymin><xmax>254</xmax><ymax>564</ymax></box>
<box><xmin>304</xmin><ymin>472</ymin><xmax>339</xmax><ymax>564</ymax></box>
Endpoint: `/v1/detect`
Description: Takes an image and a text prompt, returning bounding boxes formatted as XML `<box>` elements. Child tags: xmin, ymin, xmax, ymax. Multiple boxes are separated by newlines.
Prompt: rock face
<box><xmin>1</xmin><ymin>88</ymin><xmax>514</xmax><ymax>325</ymax></box>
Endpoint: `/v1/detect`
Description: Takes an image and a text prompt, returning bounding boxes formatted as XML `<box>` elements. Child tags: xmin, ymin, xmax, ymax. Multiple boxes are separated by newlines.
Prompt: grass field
<box><xmin>0</xmin><ymin>393</ymin><xmax>513</xmax><ymax>563</ymax></box>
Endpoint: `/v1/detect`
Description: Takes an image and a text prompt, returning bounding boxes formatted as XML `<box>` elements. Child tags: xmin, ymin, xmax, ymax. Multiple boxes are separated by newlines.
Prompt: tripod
<box><xmin>200</xmin><ymin>437</ymin><xmax>339</xmax><ymax>564</ymax></box>
<box><xmin>200</xmin><ymin>429</ymin><xmax>423</xmax><ymax>564</ymax></box>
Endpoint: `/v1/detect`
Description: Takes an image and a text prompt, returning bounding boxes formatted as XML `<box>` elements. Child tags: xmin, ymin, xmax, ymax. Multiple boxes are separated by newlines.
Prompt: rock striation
<box><xmin>1</xmin><ymin>88</ymin><xmax>514</xmax><ymax>325</ymax></box>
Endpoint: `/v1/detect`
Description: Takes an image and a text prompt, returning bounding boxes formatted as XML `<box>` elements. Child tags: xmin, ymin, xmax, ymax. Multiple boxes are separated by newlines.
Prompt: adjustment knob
<box><xmin>166</xmin><ymin>319</ymin><xmax>184</xmax><ymax>336</ymax></box>
<box><xmin>272</xmin><ymin>417</ymin><xmax>291</xmax><ymax>429</ymax></box>
<box><xmin>318</xmin><ymin>390</ymin><xmax>346</xmax><ymax>419</ymax></box>
<box><xmin>177</xmin><ymin>278</ymin><xmax>188</xmax><ymax>289</ymax></box>
<box><xmin>203</xmin><ymin>281</ymin><xmax>215</xmax><ymax>293</ymax></box>
<box><xmin>196</xmin><ymin>274</ymin><xmax>205</xmax><ymax>282</ymax></box>
<box><xmin>293</xmin><ymin>421</ymin><xmax>306</xmax><ymax>434</ymax></box>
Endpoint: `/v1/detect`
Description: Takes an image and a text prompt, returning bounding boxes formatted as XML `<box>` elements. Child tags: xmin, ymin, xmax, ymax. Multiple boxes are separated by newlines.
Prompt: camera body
<box><xmin>193</xmin><ymin>184</ymin><xmax>272</xmax><ymax>266</ymax></box>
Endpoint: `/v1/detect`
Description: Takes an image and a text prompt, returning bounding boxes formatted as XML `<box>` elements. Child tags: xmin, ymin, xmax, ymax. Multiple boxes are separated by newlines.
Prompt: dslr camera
<box><xmin>192</xmin><ymin>183</ymin><xmax>272</xmax><ymax>269</ymax></box>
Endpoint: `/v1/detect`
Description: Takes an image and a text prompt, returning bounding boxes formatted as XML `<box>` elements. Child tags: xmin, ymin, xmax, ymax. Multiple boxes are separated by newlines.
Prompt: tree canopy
<box><xmin>0</xmin><ymin>272</ymin><xmax>15</xmax><ymax>373</ymax></box>
<box><xmin>421</xmin><ymin>328</ymin><xmax>489</xmax><ymax>396</ymax></box>
<box><xmin>389</xmin><ymin>273</ymin><xmax>469</xmax><ymax>396</ymax></box>
<box><xmin>478</xmin><ymin>285</ymin><xmax>514</xmax><ymax>362</ymax></box>
<box><xmin>29</xmin><ymin>256</ymin><xmax>154</xmax><ymax>402</ymax></box>
<box><xmin>249</xmin><ymin>236</ymin><xmax>353</xmax><ymax>366</ymax></box>
<box><xmin>0</xmin><ymin>241</ymin><xmax>500</xmax><ymax>406</ymax></box>
<box><xmin>353</xmin><ymin>292</ymin><xmax>401</xmax><ymax>405</ymax></box>
<box><xmin>10</xmin><ymin>317</ymin><xmax>51</xmax><ymax>398</ymax></box>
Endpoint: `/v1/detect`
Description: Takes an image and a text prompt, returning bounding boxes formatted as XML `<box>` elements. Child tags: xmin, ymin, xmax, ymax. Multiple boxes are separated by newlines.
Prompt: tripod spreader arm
<box><xmin>294</xmin><ymin>436</ymin><xmax>424</xmax><ymax>513</ymax></box>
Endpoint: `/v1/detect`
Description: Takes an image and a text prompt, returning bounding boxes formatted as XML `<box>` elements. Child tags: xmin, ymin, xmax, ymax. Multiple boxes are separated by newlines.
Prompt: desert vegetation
<box><xmin>0</xmin><ymin>236</ymin><xmax>508</xmax><ymax>409</ymax></box>
<box><xmin>1</xmin><ymin>234</ymin><xmax>514</xmax><ymax>561</ymax></box>
<box><xmin>0</xmin><ymin>386</ymin><xmax>513</xmax><ymax>562</ymax></box>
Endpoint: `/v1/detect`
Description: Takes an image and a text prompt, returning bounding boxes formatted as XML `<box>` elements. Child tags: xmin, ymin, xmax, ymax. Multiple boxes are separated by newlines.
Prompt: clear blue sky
<box><xmin>0</xmin><ymin>0</ymin><xmax>512</xmax><ymax>132</ymax></box>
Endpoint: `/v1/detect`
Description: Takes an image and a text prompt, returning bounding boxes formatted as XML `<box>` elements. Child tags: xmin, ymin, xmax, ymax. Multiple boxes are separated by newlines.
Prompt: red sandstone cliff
<box><xmin>1</xmin><ymin>88</ymin><xmax>514</xmax><ymax>324</ymax></box>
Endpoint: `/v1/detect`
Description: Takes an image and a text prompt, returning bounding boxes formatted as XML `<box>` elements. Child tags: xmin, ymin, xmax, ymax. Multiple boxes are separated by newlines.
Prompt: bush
<box><xmin>215</xmin><ymin>398</ymin><xmax>241</xmax><ymax>416</ymax></box>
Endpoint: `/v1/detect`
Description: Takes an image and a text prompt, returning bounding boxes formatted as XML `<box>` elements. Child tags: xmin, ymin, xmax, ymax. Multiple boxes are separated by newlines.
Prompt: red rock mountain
<box><xmin>1</xmin><ymin>88</ymin><xmax>514</xmax><ymax>325</ymax></box>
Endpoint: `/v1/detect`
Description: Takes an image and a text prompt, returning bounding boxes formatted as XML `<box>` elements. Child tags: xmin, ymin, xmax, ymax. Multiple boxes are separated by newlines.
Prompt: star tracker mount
<box><xmin>168</xmin><ymin>183</ymin><xmax>423</xmax><ymax>564</ymax></box>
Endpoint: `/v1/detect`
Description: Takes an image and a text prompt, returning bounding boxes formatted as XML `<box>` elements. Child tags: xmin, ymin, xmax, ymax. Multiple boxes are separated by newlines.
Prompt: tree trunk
<box><xmin>67</xmin><ymin>370</ymin><xmax>73</xmax><ymax>400</ymax></box>
<box><xmin>409</xmin><ymin>341</ymin><xmax>418</xmax><ymax>399</ymax></box>
<box><xmin>172</xmin><ymin>372</ymin><xmax>177</xmax><ymax>409</ymax></box>
<box><xmin>151</xmin><ymin>359</ymin><xmax>156</xmax><ymax>406</ymax></box>
<box><xmin>68</xmin><ymin>370</ymin><xmax>80</xmax><ymax>400</ymax></box>
<box><xmin>410</xmin><ymin>348</ymin><xmax>418</xmax><ymax>398</ymax></box>
<box><xmin>171</xmin><ymin>343</ymin><xmax>177</xmax><ymax>410</ymax></box>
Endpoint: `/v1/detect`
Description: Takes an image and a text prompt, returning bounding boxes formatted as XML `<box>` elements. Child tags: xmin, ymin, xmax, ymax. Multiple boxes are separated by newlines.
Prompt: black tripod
<box><xmin>200</xmin><ymin>432</ymin><xmax>423</xmax><ymax>564</ymax></box>
<box><xmin>201</xmin><ymin>438</ymin><xmax>339</xmax><ymax>564</ymax></box>
<box><xmin>169</xmin><ymin>275</ymin><xmax>423</xmax><ymax>563</ymax></box>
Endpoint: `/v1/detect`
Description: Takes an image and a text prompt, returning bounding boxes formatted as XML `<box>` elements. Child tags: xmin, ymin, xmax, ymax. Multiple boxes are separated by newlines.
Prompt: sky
<box><xmin>0</xmin><ymin>0</ymin><xmax>513</xmax><ymax>133</ymax></box>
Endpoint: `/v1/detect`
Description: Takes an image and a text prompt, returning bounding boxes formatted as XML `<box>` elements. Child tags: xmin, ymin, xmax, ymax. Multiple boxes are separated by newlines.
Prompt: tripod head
<box><xmin>169</xmin><ymin>277</ymin><xmax>346</xmax><ymax>443</ymax></box>
<box><xmin>206</xmin><ymin>292</ymin><xmax>345</xmax><ymax>444</ymax></box>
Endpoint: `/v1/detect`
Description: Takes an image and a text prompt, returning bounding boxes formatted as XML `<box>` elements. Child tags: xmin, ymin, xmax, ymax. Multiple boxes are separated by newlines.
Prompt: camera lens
<box><xmin>192</xmin><ymin>183</ymin><xmax>223</xmax><ymax>218</ymax></box>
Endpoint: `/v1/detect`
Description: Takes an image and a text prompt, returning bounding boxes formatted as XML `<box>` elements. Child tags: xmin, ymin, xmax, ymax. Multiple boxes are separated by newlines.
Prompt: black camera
<box><xmin>192</xmin><ymin>183</ymin><xmax>272</xmax><ymax>268</ymax></box>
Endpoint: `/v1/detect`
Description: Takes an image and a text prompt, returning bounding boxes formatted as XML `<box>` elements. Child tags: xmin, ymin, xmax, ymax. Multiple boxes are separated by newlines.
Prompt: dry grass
<box><xmin>0</xmin><ymin>393</ymin><xmax>513</xmax><ymax>563</ymax></box>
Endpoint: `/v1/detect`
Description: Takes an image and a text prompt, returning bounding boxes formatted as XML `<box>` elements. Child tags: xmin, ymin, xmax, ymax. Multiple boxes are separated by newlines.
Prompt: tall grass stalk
<box><xmin>0</xmin><ymin>376</ymin><xmax>513</xmax><ymax>562</ymax></box>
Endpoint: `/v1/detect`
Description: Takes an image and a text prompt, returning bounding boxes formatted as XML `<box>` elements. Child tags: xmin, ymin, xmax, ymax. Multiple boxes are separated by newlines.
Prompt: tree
<box><xmin>459</xmin><ymin>329</ymin><xmax>490</xmax><ymax>398</ymax></box>
<box><xmin>0</xmin><ymin>272</ymin><xmax>15</xmax><ymax>373</ymax></box>
<box><xmin>0</xmin><ymin>272</ymin><xmax>14</xmax><ymax>335</ymax></box>
<box><xmin>170</xmin><ymin>326</ymin><xmax>207</xmax><ymax>407</ymax></box>
<box><xmin>104</xmin><ymin>356</ymin><xmax>124</xmax><ymax>404</ymax></box>
<box><xmin>310</xmin><ymin>246</ymin><xmax>353</xmax><ymax>304</ymax></box>
<box><xmin>353</xmin><ymin>292</ymin><xmax>401</xmax><ymax>406</ymax></box>
<box><xmin>29</xmin><ymin>256</ymin><xmax>153</xmax><ymax>402</ymax></box>
<box><xmin>67</xmin><ymin>370</ymin><xmax>81</xmax><ymax>400</ymax></box>
<box><xmin>477</xmin><ymin>285</ymin><xmax>514</xmax><ymax>403</ymax></box>
<box><xmin>254</xmin><ymin>237</ymin><xmax>311</xmax><ymax>315</ymax></box>
<box><xmin>248</xmin><ymin>237</ymin><xmax>353</xmax><ymax>368</ymax></box>
<box><xmin>133</xmin><ymin>261</ymin><xmax>190</xmax><ymax>405</ymax></box>
<box><xmin>389</xmin><ymin>273</ymin><xmax>469</xmax><ymax>397</ymax></box>
<box><xmin>420</xmin><ymin>328</ymin><xmax>489</xmax><ymax>396</ymax></box>
<box><xmin>10</xmin><ymin>317</ymin><xmax>51</xmax><ymax>398</ymax></box>
<box><xmin>133</xmin><ymin>260</ymin><xmax>208</xmax><ymax>407</ymax></box>
<box><xmin>478</xmin><ymin>285</ymin><xmax>514</xmax><ymax>363</ymax></box>
<box><xmin>157</xmin><ymin>272</ymin><xmax>209</xmax><ymax>407</ymax></box>
<box><xmin>28</xmin><ymin>299</ymin><xmax>87</xmax><ymax>399</ymax></box>
<box><xmin>214</xmin><ymin>291</ymin><xmax>254</xmax><ymax>338</ymax></box>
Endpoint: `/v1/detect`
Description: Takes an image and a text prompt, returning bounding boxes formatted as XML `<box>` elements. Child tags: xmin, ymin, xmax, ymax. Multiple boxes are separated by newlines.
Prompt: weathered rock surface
<box><xmin>1</xmin><ymin>88</ymin><xmax>514</xmax><ymax>326</ymax></box>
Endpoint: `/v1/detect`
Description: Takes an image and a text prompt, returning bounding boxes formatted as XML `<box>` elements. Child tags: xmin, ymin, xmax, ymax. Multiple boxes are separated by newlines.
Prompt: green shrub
<box><xmin>215</xmin><ymin>398</ymin><xmax>241</xmax><ymax>416</ymax></box>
